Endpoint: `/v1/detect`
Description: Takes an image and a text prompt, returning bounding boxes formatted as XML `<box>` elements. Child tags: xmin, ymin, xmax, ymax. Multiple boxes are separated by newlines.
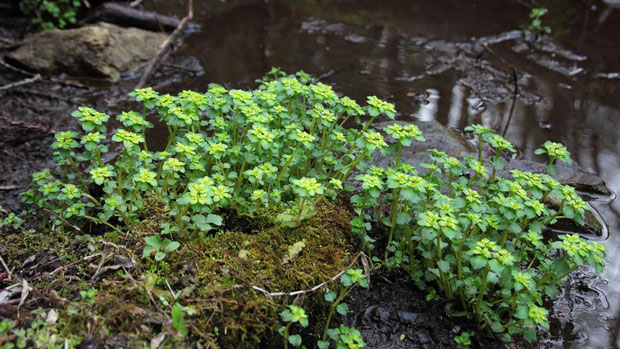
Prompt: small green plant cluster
<box><xmin>351</xmin><ymin>124</ymin><xmax>606</xmax><ymax>341</ymax></box>
<box><xmin>279</xmin><ymin>268</ymin><xmax>367</xmax><ymax>349</ymax></box>
<box><xmin>525</xmin><ymin>7</ymin><xmax>551</xmax><ymax>40</ymax></box>
<box><xmin>0</xmin><ymin>309</ymin><xmax>81</xmax><ymax>348</ymax></box>
<box><xmin>0</xmin><ymin>206</ymin><xmax>26</xmax><ymax>234</ymax></box>
<box><xmin>19</xmin><ymin>0</ymin><xmax>81</xmax><ymax>31</ymax></box>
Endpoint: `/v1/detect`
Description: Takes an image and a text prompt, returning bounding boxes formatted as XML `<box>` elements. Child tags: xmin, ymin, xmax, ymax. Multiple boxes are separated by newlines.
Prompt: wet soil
<box><xmin>2</xmin><ymin>0</ymin><xmax>620</xmax><ymax>348</ymax></box>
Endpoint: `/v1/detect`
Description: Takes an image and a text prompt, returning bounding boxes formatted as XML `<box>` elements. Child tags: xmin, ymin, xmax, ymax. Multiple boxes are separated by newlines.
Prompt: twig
<box><xmin>129</xmin><ymin>0</ymin><xmax>143</xmax><ymax>7</ymax></box>
<box><xmin>43</xmin><ymin>209</ymin><xmax>85</xmax><ymax>235</ymax></box>
<box><xmin>501</xmin><ymin>68</ymin><xmax>519</xmax><ymax>137</ymax></box>
<box><xmin>481</xmin><ymin>43</ymin><xmax>520</xmax><ymax>137</ymax></box>
<box><xmin>161</xmin><ymin>62</ymin><xmax>200</xmax><ymax>72</ymax></box>
<box><xmin>0</xmin><ymin>59</ymin><xmax>87</xmax><ymax>89</ymax></box>
<box><xmin>165</xmin><ymin>279</ymin><xmax>177</xmax><ymax>299</ymax></box>
<box><xmin>233</xmin><ymin>253</ymin><xmax>366</xmax><ymax>298</ymax></box>
<box><xmin>135</xmin><ymin>0</ymin><xmax>193</xmax><ymax>89</ymax></box>
<box><xmin>0</xmin><ymin>74</ymin><xmax>42</xmax><ymax>91</ymax></box>
<box><xmin>0</xmin><ymin>255</ymin><xmax>13</xmax><ymax>281</ymax></box>
<box><xmin>1</xmin><ymin>149</ymin><xmax>33</xmax><ymax>165</ymax></box>
<box><xmin>48</xmin><ymin>253</ymin><xmax>101</xmax><ymax>276</ymax></box>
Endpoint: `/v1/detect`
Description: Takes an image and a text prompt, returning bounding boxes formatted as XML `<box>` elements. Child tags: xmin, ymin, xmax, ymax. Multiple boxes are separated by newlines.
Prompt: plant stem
<box><xmin>475</xmin><ymin>265</ymin><xmax>491</xmax><ymax>320</ymax></box>
<box><xmin>322</xmin><ymin>287</ymin><xmax>349</xmax><ymax>341</ymax></box>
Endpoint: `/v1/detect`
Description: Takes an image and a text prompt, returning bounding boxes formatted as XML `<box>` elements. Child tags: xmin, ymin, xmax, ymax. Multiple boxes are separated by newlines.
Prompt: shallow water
<box><xmin>147</xmin><ymin>0</ymin><xmax>620</xmax><ymax>346</ymax></box>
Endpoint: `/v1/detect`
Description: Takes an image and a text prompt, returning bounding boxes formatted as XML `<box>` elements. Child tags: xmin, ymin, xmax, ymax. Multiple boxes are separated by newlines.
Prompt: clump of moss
<box><xmin>1</xmin><ymin>197</ymin><xmax>357</xmax><ymax>348</ymax></box>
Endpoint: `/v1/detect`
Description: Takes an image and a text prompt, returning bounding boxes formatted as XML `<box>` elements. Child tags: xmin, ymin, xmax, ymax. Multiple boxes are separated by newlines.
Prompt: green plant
<box><xmin>534</xmin><ymin>141</ymin><xmax>571</xmax><ymax>176</ymax></box>
<box><xmin>325</xmin><ymin>325</ymin><xmax>365</xmax><ymax>349</ymax></box>
<box><xmin>142</xmin><ymin>236</ymin><xmax>181</xmax><ymax>261</ymax></box>
<box><xmin>22</xmin><ymin>71</ymin><xmax>395</xmax><ymax>268</ymax></box>
<box><xmin>318</xmin><ymin>269</ymin><xmax>367</xmax><ymax>348</ymax></box>
<box><xmin>279</xmin><ymin>305</ymin><xmax>308</xmax><ymax>348</ymax></box>
<box><xmin>172</xmin><ymin>303</ymin><xmax>188</xmax><ymax>338</ymax></box>
<box><xmin>352</xmin><ymin>124</ymin><xmax>605</xmax><ymax>342</ymax></box>
<box><xmin>79</xmin><ymin>288</ymin><xmax>96</xmax><ymax>305</ymax></box>
<box><xmin>525</xmin><ymin>7</ymin><xmax>551</xmax><ymax>40</ymax></box>
<box><xmin>0</xmin><ymin>309</ymin><xmax>82</xmax><ymax>348</ymax></box>
<box><xmin>0</xmin><ymin>206</ymin><xmax>26</xmax><ymax>234</ymax></box>
<box><xmin>19</xmin><ymin>0</ymin><xmax>81</xmax><ymax>30</ymax></box>
<box><xmin>454</xmin><ymin>331</ymin><xmax>472</xmax><ymax>347</ymax></box>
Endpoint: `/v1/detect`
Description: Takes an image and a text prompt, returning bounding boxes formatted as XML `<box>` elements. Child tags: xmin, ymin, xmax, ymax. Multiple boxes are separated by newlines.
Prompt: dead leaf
<box><xmin>46</xmin><ymin>309</ymin><xmax>58</xmax><ymax>324</ymax></box>
<box><xmin>150</xmin><ymin>332</ymin><xmax>166</xmax><ymax>349</ymax></box>
<box><xmin>17</xmin><ymin>278</ymin><xmax>29</xmax><ymax>314</ymax></box>
<box><xmin>360</xmin><ymin>254</ymin><xmax>371</xmax><ymax>289</ymax></box>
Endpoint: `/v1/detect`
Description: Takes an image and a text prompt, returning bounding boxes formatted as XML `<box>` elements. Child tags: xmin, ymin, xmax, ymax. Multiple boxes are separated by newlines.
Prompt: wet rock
<box><xmin>500</xmin><ymin>159</ymin><xmax>611</xmax><ymax>196</ymax></box>
<box><xmin>377</xmin><ymin>120</ymin><xmax>610</xmax><ymax>197</ymax></box>
<box><xmin>8</xmin><ymin>22</ymin><xmax>166</xmax><ymax>81</ymax></box>
<box><xmin>397</xmin><ymin>310</ymin><xmax>421</xmax><ymax>324</ymax></box>
<box><xmin>373</xmin><ymin>120</ymin><xmax>474</xmax><ymax>167</ymax></box>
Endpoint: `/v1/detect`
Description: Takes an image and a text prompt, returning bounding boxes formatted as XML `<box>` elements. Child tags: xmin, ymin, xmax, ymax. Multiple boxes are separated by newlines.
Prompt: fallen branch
<box><xmin>135</xmin><ymin>0</ymin><xmax>193</xmax><ymax>89</ymax></box>
<box><xmin>85</xmin><ymin>2</ymin><xmax>182</xmax><ymax>32</ymax></box>
<box><xmin>48</xmin><ymin>253</ymin><xmax>102</xmax><ymax>276</ymax></box>
<box><xmin>0</xmin><ymin>255</ymin><xmax>13</xmax><ymax>281</ymax></box>
<box><xmin>0</xmin><ymin>74</ymin><xmax>41</xmax><ymax>91</ymax></box>
<box><xmin>43</xmin><ymin>208</ymin><xmax>85</xmax><ymax>235</ymax></box>
<box><xmin>0</xmin><ymin>59</ymin><xmax>87</xmax><ymax>89</ymax></box>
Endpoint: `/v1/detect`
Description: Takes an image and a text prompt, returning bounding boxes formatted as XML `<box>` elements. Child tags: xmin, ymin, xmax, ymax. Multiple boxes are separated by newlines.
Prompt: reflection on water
<box><xmin>147</xmin><ymin>0</ymin><xmax>620</xmax><ymax>346</ymax></box>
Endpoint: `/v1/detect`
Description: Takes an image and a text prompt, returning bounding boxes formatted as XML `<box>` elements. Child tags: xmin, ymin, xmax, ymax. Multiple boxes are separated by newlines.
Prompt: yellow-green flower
<box><xmin>292</xmin><ymin>177</ymin><xmax>324</xmax><ymax>197</ymax></box>
<box><xmin>133</xmin><ymin>168</ymin><xmax>157</xmax><ymax>187</ymax></box>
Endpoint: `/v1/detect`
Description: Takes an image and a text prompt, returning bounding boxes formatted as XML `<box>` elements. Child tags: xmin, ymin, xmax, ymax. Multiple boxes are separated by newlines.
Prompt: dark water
<box><xmin>143</xmin><ymin>0</ymin><xmax>620</xmax><ymax>346</ymax></box>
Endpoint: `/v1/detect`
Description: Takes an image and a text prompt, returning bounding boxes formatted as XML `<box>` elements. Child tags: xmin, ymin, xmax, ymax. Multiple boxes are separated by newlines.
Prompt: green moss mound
<box><xmin>2</xmin><ymin>198</ymin><xmax>356</xmax><ymax>348</ymax></box>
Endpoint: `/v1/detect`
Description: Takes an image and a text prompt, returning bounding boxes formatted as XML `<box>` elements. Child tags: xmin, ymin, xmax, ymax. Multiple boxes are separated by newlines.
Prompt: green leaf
<box><xmin>317</xmin><ymin>340</ymin><xmax>330</xmax><ymax>349</ymax></box>
<box><xmin>336</xmin><ymin>303</ymin><xmax>349</xmax><ymax>315</ymax></box>
<box><xmin>164</xmin><ymin>241</ymin><xmax>180</xmax><ymax>253</ymax></box>
<box><xmin>172</xmin><ymin>304</ymin><xmax>187</xmax><ymax>337</ymax></box>
<box><xmin>280</xmin><ymin>309</ymin><xmax>292</xmax><ymax>322</ymax></box>
<box><xmin>154</xmin><ymin>251</ymin><xmax>166</xmax><ymax>261</ymax></box>
<box><xmin>206</xmin><ymin>214</ymin><xmax>223</xmax><ymax>225</ymax></box>
<box><xmin>550</xmin><ymin>259</ymin><xmax>570</xmax><ymax>275</ymax></box>
<box><xmin>144</xmin><ymin>235</ymin><xmax>161</xmax><ymax>247</ymax></box>
<box><xmin>515</xmin><ymin>305</ymin><xmax>528</xmax><ymax>320</ymax></box>
<box><xmin>437</xmin><ymin>260</ymin><xmax>450</xmax><ymax>273</ymax></box>
<box><xmin>288</xmin><ymin>334</ymin><xmax>302</xmax><ymax>347</ymax></box>
<box><xmin>324</xmin><ymin>291</ymin><xmax>337</xmax><ymax>302</ymax></box>
<box><xmin>470</xmin><ymin>256</ymin><xmax>487</xmax><ymax>269</ymax></box>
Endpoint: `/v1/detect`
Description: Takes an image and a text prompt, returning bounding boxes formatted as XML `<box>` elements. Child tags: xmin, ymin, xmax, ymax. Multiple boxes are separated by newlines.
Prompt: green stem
<box><xmin>322</xmin><ymin>287</ymin><xmax>350</xmax><ymax>341</ymax></box>
<box><xmin>83</xmin><ymin>215</ymin><xmax>122</xmax><ymax>234</ymax></box>
<box><xmin>295</xmin><ymin>197</ymin><xmax>306</xmax><ymax>225</ymax></box>
<box><xmin>68</xmin><ymin>157</ymin><xmax>90</xmax><ymax>195</ymax></box>
<box><xmin>475</xmin><ymin>265</ymin><xmax>491</xmax><ymax>319</ymax></box>
<box><xmin>384</xmin><ymin>187</ymin><xmax>401</xmax><ymax>261</ymax></box>
<box><xmin>283</xmin><ymin>322</ymin><xmax>292</xmax><ymax>349</ymax></box>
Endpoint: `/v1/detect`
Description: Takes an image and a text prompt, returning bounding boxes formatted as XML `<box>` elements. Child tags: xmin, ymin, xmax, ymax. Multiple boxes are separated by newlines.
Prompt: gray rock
<box><xmin>501</xmin><ymin>159</ymin><xmax>611</xmax><ymax>196</ymax></box>
<box><xmin>377</xmin><ymin>120</ymin><xmax>610</xmax><ymax>196</ymax></box>
<box><xmin>8</xmin><ymin>22</ymin><xmax>166</xmax><ymax>81</ymax></box>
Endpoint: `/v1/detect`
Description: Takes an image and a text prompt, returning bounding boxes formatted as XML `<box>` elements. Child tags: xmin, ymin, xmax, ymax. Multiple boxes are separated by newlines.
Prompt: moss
<box><xmin>1</xmin><ymin>197</ymin><xmax>357</xmax><ymax>347</ymax></box>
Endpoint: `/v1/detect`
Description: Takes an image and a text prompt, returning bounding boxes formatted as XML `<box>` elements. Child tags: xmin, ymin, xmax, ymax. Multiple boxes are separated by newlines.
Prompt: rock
<box><xmin>8</xmin><ymin>22</ymin><xmax>166</xmax><ymax>81</ymax></box>
<box><xmin>374</xmin><ymin>120</ymin><xmax>474</xmax><ymax>167</ymax></box>
<box><xmin>501</xmin><ymin>159</ymin><xmax>611</xmax><ymax>196</ymax></box>
<box><xmin>397</xmin><ymin>311</ymin><xmax>421</xmax><ymax>324</ymax></box>
<box><xmin>378</xmin><ymin>120</ymin><xmax>610</xmax><ymax>196</ymax></box>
